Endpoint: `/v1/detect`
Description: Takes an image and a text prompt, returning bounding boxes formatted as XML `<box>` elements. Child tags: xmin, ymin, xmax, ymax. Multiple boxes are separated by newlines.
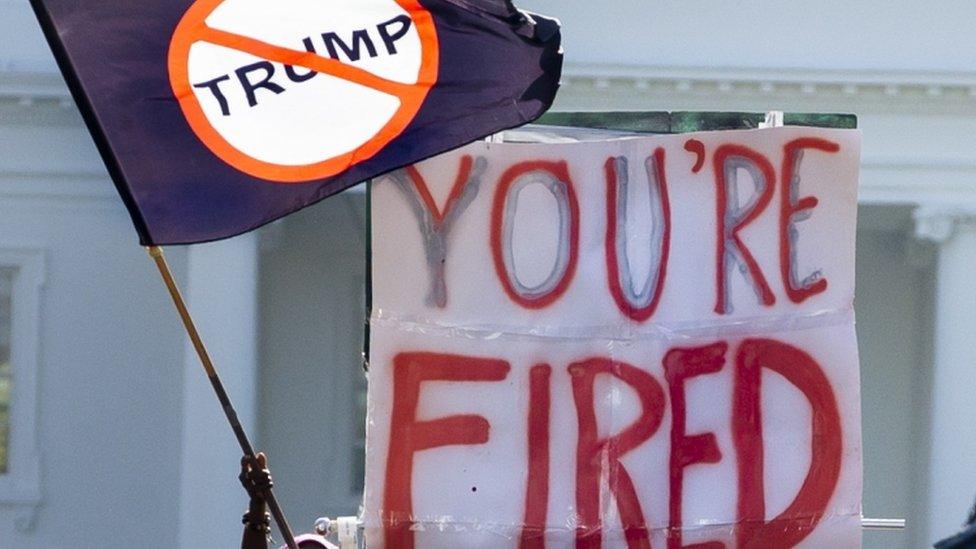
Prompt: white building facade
<box><xmin>2</xmin><ymin>0</ymin><xmax>976</xmax><ymax>547</ymax></box>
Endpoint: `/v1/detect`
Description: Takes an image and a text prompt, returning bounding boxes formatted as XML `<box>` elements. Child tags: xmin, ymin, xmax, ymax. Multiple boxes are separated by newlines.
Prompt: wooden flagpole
<box><xmin>147</xmin><ymin>246</ymin><xmax>299</xmax><ymax>549</ymax></box>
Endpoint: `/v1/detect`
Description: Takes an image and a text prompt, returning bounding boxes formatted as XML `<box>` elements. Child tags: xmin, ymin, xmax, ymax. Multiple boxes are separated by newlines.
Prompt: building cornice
<box><xmin>561</xmin><ymin>63</ymin><xmax>976</xmax><ymax>105</ymax></box>
<box><xmin>0</xmin><ymin>69</ymin><xmax>73</xmax><ymax>109</ymax></box>
<box><xmin>8</xmin><ymin>63</ymin><xmax>976</xmax><ymax>110</ymax></box>
<box><xmin>6</xmin><ymin>63</ymin><xmax>976</xmax><ymax>208</ymax></box>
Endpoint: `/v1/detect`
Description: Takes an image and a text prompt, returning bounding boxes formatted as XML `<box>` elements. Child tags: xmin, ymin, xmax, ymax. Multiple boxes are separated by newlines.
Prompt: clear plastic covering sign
<box><xmin>365</xmin><ymin>126</ymin><xmax>862</xmax><ymax>548</ymax></box>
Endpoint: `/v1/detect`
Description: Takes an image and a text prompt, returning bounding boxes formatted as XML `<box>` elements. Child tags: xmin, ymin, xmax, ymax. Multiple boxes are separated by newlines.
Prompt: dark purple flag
<box><xmin>29</xmin><ymin>0</ymin><xmax>562</xmax><ymax>245</ymax></box>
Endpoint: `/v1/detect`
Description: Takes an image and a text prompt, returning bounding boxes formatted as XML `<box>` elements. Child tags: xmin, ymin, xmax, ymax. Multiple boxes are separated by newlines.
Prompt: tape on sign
<box><xmin>337</xmin><ymin>516</ymin><xmax>359</xmax><ymax>549</ymax></box>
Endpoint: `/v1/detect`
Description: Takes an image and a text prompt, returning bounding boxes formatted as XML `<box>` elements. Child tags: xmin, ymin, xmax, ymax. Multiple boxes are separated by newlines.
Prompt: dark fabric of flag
<box><xmin>29</xmin><ymin>0</ymin><xmax>562</xmax><ymax>245</ymax></box>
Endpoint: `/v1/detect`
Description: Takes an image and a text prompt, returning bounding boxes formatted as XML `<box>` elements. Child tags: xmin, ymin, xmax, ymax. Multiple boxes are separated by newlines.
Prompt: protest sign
<box><xmin>365</xmin><ymin>126</ymin><xmax>862</xmax><ymax>548</ymax></box>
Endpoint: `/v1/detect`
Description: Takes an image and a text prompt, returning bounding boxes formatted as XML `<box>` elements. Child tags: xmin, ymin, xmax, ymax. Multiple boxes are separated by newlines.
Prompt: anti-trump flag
<box><xmin>29</xmin><ymin>0</ymin><xmax>562</xmax><ymax>245</ymax></box>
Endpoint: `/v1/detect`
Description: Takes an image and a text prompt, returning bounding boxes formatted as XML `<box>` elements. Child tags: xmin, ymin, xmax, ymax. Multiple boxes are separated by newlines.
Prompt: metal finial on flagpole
<box><xmin>147</xmin><ymin>246</ymin><xmax>299</xmax><ymax>549</ymax></box>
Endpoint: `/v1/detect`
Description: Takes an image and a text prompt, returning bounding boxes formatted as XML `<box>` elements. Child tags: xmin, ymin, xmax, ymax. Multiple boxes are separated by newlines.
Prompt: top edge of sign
<box><xmin>536</xmin><ymin>111</ymin><xmax>858</xmax><ymax>134</ymax></box>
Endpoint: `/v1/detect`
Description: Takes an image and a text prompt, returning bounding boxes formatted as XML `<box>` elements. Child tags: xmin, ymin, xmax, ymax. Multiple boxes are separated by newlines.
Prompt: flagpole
<box><xmin>147</xmin><ymin>246</ymin><xmax>299</xmax><ymax>549</ymax></box>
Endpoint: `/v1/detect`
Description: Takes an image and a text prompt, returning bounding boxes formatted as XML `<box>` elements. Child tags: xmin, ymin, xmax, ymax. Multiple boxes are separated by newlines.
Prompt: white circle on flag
<box><xmin>169</xmin><ymin>0</ymin><xmax>439</xmax><ymax>183</ymax></box>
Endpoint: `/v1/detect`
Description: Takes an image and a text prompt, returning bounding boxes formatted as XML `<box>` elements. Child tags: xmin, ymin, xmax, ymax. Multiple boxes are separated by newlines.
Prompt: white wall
<box><xmin>5</xmin><ymin>0</ymin><xmax>976</xmax><ymax>73</ymax></box>
<box><xmin>0</xmin><ymin>107</ymin><xmax>259</xmax><ymax>547</ymax></box>
<box><xmin>0</xmin><ymin>0</ymin><xmax>55</xmax><ymax>72</ymax></box>
<box><xmin>0</xmin><ymin>113</ymin><xmax>188</xmax><ymax>547</ymax></box>
<box><xmin>518</xmin><ymin>0</ymin><xmax>976</xmax><ymax>72</ymax></box>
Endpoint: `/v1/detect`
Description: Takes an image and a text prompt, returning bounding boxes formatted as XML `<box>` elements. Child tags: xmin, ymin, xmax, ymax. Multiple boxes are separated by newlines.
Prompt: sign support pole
<box><xmin>147</xmin><ymin>246</ymin><xmax>299</xmax><ymax>549</ymax></box>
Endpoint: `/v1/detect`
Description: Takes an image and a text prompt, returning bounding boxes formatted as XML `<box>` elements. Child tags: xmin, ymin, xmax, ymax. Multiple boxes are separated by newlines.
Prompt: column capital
<box><xmin>913</xmin><ymin>205</ymin><xmax>976</xmax><ymax>244</ymax></box>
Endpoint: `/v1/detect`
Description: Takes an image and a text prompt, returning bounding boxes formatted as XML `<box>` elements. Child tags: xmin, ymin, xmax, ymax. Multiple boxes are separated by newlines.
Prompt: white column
<box><xmin>914</xmin><ymin>206</ymin><xmax>976</xmax><ymax>545</ymax></box>
<box><xmin>177</xmin><ymin>232</ymin><xmax>260</xmax><ymax>549</ymax></box>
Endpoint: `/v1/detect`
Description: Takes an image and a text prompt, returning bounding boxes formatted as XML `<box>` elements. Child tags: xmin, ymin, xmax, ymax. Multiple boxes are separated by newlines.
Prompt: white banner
<box><xmin>364</xmin><ymin>126</ymin><xmax>863</xmax><ymax>548</ymax></box>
